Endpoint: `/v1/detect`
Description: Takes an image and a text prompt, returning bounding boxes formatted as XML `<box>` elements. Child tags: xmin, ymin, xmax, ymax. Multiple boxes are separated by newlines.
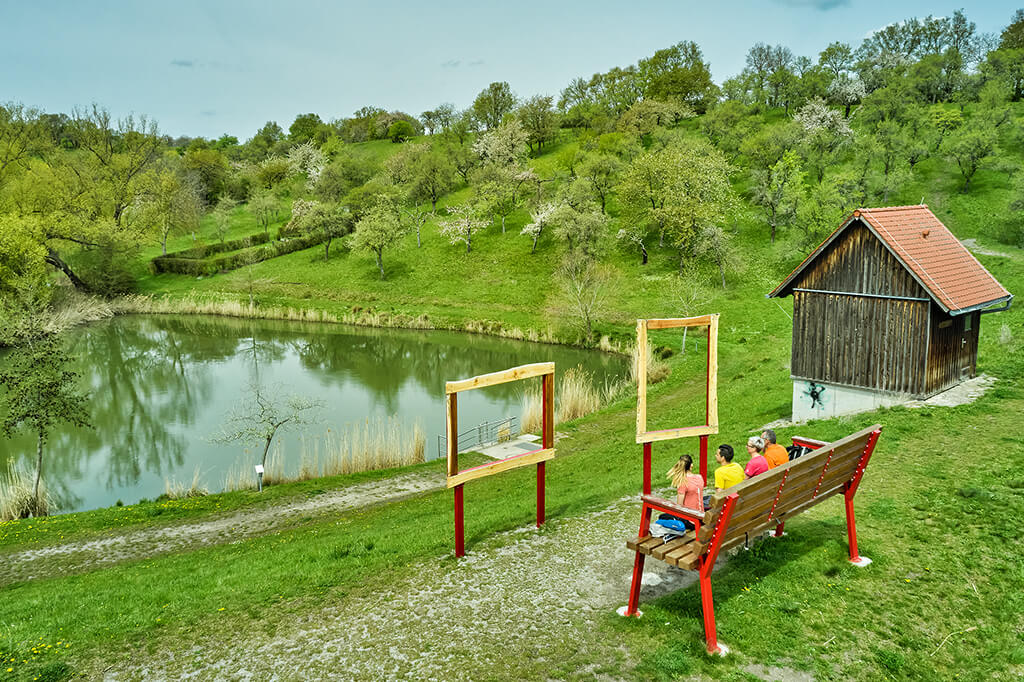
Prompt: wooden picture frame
<box><xmin>445</xmin><ymin>362</ymin><xmax>555</xmax><ymax>556</ymax></box>
<box><xmin>635</xmin><ymin>315</ymin><xmax>719</xmax><ymax>444</ymax></box>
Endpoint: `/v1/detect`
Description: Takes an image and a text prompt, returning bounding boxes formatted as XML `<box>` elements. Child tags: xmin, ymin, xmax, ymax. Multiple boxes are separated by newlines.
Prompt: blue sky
<box><xmin>1</xmin><ymin>1</ymin><xmax>1018</xmax><ymax>140</ymax></box>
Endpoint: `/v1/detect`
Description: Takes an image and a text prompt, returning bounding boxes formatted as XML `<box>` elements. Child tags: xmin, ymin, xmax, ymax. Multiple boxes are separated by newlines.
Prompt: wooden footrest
<box><xmin>626</xmin><ymin>535</ymin><xmax>701</xmax><ymax>570</ymax></box>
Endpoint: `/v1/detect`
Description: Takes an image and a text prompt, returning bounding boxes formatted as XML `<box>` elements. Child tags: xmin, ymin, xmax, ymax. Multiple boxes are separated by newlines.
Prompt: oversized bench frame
<box><xmin>624</xmin><ymin>423</ymin><xmax>882</xmax><ymax>654</ymax></box>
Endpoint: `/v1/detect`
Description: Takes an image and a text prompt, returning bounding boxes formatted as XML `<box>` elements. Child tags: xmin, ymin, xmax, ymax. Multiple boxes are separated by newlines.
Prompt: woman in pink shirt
<box><xmin>655</xmin><ymin>455</ymin><xmax>705</xmax><ymax>534</ymax></box>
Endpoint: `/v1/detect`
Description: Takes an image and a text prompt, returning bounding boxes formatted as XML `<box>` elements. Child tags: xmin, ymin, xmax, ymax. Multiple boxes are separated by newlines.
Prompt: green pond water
<box><xmin>0</xmin><ymin>315</ymin><xmax>627</xmax><ymax>513</ymax></box>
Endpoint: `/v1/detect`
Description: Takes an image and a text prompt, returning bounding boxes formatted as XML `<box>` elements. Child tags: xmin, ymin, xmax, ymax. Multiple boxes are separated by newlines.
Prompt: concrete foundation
<box><xmin>792</xmin><ymin>379</ymin><xmax>908</xmax><ymax>422</ymax></box>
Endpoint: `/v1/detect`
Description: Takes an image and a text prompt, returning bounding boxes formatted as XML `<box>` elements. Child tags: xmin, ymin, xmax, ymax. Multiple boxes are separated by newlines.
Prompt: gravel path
<box><xmin>101</xmin><ymin>496</ymin><xmax>701</xmax><ymax>682</ymax></box>
<box><xmin>0</xmin><ymin>470</ymin><xmax>444</xmax><ymax>585</ymax></box>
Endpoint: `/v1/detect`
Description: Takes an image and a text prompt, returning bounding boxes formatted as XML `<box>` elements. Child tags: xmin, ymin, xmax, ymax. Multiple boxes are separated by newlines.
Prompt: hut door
<box><xmin>959</xmin><ymin>314</ymin><xmax>975</xmax><ymax>379</ymax></box>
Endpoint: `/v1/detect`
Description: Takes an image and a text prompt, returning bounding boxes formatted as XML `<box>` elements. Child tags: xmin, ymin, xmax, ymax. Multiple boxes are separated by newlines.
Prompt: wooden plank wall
<box><xmin>792</xmin><ymin>292</ymin><xmax>929</xmax><ymax>394</ymax></box>
<box><xmin>926</xmin><ymin>309</ymin><xmax>979</xmax><ymax>395</ymax></box>
<box><xmin>795</xmin><ymin>222</ymin><xmax>929</xmax><ymax>298</ymax></box>
<box><xmin>789</xmin><ymin>221</ymin><xmax>936</xmax><ymax>396</ymax></box>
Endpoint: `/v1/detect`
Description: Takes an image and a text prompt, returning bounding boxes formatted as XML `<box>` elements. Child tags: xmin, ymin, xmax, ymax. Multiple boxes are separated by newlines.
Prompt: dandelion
<box><xmin>218</xmin><ymin>607</ymin><xmax>225</xmax><ymax>611</ymax></box>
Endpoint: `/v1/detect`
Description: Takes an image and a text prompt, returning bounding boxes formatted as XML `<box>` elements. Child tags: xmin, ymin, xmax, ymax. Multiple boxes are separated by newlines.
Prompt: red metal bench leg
<box><xmin>844</xmin><ymin>484</ymin><xmax>871</xmax><ymax>566</ymax></box>
<box><xmin>625</xmin><ymin>551</ymin><xmax>646</xmax><ymax>616</ymax></box>
<box><xmin>698</xmin><ymin>570</ymin><xmax>720</xmax><ymax>654</ymax></box>
<box><xmin>454</xmin><ymin>484</ymin><xmax>465</xmax><ymax>558</ymax></box>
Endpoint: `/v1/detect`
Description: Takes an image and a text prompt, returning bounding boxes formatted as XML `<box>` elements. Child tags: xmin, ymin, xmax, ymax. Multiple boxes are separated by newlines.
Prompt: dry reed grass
<box><xmin>162</xmin><ymin>468</ymin><xmax>210</xmax><ymax>500</ymax></box>
<box><xmin>520</xmin><ymin>366</ymin><xmax>631</xmax><ymax>433</ymax></box>
<box><xmin>0</xmin><ymin>463</ymin><xmax>50</xmax><ymax>520</ymax></box>
<box><xmin>223</xmin><ymin>417</ymin><xmax>426</xmax><ymax>491</ymax></box>
<box><xmin>631</xmin><ymin>341</ymin><xmax>671</xmax><ymax>385</ymax></box>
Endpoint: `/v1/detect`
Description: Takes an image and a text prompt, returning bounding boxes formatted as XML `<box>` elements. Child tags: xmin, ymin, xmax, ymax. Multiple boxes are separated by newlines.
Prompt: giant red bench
<box><xmin>624</xmin><ymin>424</ymin><xmax>882</xmax><ymax>654</ymax></box>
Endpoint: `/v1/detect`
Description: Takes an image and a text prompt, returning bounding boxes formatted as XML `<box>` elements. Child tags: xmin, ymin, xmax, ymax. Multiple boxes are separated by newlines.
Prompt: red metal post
<box><xmin>643</xmin><ymin>442</ymin><xmax>652</xmax><ymax>496</ymax></box>
<box><xmin>844</xmin><ymin>430</ymin><xmax>880</xmax><ymax>563</ymax></box>
<box><xmin>454</xmin><ymin>483</ymin><xmax>465</xmax><ymax>557</ymax></box>
<box><xmin>699</xmin><ymin>435</ymin><xmax>709</xmax><ymax>486</ymax></box>
<box><xmin>774</xmin><ymin>522</ymin><xmax>785</xmax><ymax>537</ymax></box>
<box><xmin>625</xmin><ymin>551</ymin><xmax>646</xmax><ymax>616</ymax></box>
<box><xmin>844</xmin><ymin>482</ymin><xmax>859</xmax><ymax>562</ymax></box>
<box><xmin>697</xmin><ymin>493</ymin><xmax>737</xmax><ymax>654</ymax></box>
<box><xmin>537</xmin><ymin>462</ymin><xmax>545</xmax><ymax>527</ymax></box>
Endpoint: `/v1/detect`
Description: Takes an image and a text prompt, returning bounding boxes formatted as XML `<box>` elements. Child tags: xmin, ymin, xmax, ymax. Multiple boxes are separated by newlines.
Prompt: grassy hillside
<box><xmin>2</xmin><ymin>107</ymin><xmax>1023</xmax><ymax>680</ymax></box>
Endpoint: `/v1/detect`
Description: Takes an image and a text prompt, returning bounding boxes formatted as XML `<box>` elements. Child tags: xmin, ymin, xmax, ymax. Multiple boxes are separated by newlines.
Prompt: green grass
<box><xmin>4</xmin><ymin>108</ymin><xmax>1024</xmax><ymax>680</ymax></box>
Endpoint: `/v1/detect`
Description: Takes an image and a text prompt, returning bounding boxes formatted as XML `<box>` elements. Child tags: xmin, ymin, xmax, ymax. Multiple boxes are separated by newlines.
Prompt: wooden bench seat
<box><xmin>623</xmin><ymin>423</ymin><xmax>882</xmax><ymax>653</ymax></box>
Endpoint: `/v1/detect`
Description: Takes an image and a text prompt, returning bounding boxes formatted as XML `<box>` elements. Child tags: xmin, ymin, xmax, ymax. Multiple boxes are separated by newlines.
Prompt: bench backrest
<box><xmin>696</xmin><ymin>424</ymin><xmax>881</xmax><ymax>554</ymax></box>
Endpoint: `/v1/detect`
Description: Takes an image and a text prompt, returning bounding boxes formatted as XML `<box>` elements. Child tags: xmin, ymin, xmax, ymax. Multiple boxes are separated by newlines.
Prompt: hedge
<box><xmin>150</xmin><ymin>231</ymin><xmax>329</xmax><ymax>276</ymax></box>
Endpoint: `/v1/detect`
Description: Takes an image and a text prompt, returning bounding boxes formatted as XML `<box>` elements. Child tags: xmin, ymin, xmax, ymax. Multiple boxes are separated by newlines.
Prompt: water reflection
<box><xmin>0</xmin><ymin>315</ymin><xmax>625</xmax><ymax>513</ymax></box>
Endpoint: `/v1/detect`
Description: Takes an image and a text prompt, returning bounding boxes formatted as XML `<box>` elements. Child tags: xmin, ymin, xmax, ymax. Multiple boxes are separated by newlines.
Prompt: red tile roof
<box><xmin>771</xmin><ymin>205</ymin><xmax>1012</xmax><ymax>314</ymax></box>
<box><xmin>858</xmin><ymin>206</ymin><xmax>1010</xmax><ymax>312</ymax></box>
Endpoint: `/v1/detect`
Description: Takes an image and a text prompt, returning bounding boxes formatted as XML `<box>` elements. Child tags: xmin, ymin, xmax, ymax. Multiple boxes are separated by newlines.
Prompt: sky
<box><xmin>1</xmin><ymin>0</ymin><xmax>1019</xmax><ymax>140</ymax></box>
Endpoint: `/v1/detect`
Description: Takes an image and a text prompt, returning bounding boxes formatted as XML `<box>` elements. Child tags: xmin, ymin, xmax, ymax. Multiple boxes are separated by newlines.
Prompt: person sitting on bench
<box><xmin>761</xmin><ymin>429</ymin><xmax>789</xmax><ymax>469</ymax></box>
<box><xmin>744</xmin><ymin>436</ymin><xmax>770</xmax><ymax>479</ymax></box>
<box><xmin>656</xmin><ymin>454</ymin><xmax>704</xmax><ymax>535</ymax></box>
<box><xmin>714</xmin><ymin>444</ymin><xmax>743</xmax><ymax>491</ymax></box>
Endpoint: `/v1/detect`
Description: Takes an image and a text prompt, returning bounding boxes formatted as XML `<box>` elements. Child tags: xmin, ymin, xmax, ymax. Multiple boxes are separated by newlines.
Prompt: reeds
<box><xmin>0</xmin><ymin>463</ymin><xmax>50</xmax><ymax>521</ymax></box>
<box><xmin>520</xmin><ymin>366</ymin><xmax>631</xmax><ymax>433</ymax></box>
<box><xmin>162</xmin><ymin>468</ymin><xmax>210</xmax><ymax>500</ymax></box>
<box><xmin>223</xmin><ymin>417</ymin><xmax>426</xmax><ymax>491</ymax></box>
<box><xmin>631</xmin><ymin>341</ymin><xmax>671</xmax><ymax>385</ymax></box>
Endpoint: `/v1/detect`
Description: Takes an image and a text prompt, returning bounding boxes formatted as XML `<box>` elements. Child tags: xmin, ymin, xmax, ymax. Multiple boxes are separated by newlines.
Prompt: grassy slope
<box><xmin>2</xmin><ymin>113</ymin><xmax>1024</xmax><ymax>680</ymax></box>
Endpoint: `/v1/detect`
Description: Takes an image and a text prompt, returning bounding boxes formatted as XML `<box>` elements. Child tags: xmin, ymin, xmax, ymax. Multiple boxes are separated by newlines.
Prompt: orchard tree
<box><xmin>287</xmin><ymin>141</ymin><xmax>326</xmax><ymax>188</ymax></box>
<box><xmin>517</xmin><ymin>95</ymin><xmax>559</xmax><ymax>153</ymax></box>
<box><xmin>578</xmin><ymin>153</ymin><xmax>621</xmax><ymax>213</ymax></box>
<box><xmin>351</xmin><ymin>197</ymin><xmax>407</xmax><ymax>278</ymax></box>
<box><xmin>410</xmin><ymin>150</ymin><xmax>455</xmax><ymax>211</ymax></box>
<box><xmin>388</xmin><ymin>120</ymin><xmax>416</xmax><ymax>143</ymax></box>
<box><xmin>521</xmin><ymin>202</ymin><xmax>557</xmax><ymax>253</ymax></box>
<box><xmin>0</xmin><ymin>333</ymin><xmax>91</xmax><ymax>516</ymax></box>
<box><xmin>472</xmin><ymin>118</ymin><xmax>530</xmax><ymax>167</ymax></box>
<box><xmin>559</xmin><ymin>254</ymin><xmax>611</xmax><ymax>339</ymax></box>
<box><xmin>944</xmin><ymin>121</ymin><xmax>997</xmax><ymax>192</ymax></box>
<box><xmin>298</xmin><ymin>201</ymin><xmax>348</xmax><ymax>261</ymax></box>
<box><xmin>793</xmin><ymin>97</ymin><xmax>853</xmax><ymax>182</ymax></box>
<box><xmin>438</xmin><ymin>203</ymin><xmax>488</xmax><ymax>253</ymax></box>
<box><xmin>827</xmin><ymin>74</ymin><xmax>866</xmax><ymax>118</ymax></box>
<box><xmin>753</xmin><ymin>150</ymin><xmax>805</xmax><ymax>243</ymax></box>
<box><xmin>472</xmin><ymin>81</ymin><xmax>517</xmax><ymax>130</ymax></box>
<box><xmin>212</xmin><ymin>196</ymin><xmax>237</xmax><ymax>244</ymax></box>
<box><xmin>819</xmin><ymin>41</ymin><xmax>854</xmax><ymax>78</ymax></box>
<box><xmin>249</xmin><ymin>190</ymin><xmax>278</xmax><ymax>237</ymax></box>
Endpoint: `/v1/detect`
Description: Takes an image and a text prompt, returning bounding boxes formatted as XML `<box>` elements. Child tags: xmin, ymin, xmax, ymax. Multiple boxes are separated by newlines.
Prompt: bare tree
<box><xmin>559</xmin><ymin>255</ymin><xmax>611</xmax><ymax>339</ymax></box>
<box><xmin>213</xmin><ymin>382</ymin><xmax>322</xmax><ymax>469</ymax></box>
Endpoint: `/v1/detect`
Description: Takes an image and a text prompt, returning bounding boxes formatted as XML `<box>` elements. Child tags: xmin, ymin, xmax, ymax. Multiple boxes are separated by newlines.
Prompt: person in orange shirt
<box><xmin>762</xmin><ymin>429</ymin><xmax>789</xmax><ymax>469</ymax></box>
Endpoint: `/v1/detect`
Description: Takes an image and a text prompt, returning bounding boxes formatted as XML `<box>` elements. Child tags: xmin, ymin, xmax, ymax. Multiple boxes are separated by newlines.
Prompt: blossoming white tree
<box><xmin>438</xmin><ymin>203</ymin><xmax>488</xmax><ymax>253</ymax></box>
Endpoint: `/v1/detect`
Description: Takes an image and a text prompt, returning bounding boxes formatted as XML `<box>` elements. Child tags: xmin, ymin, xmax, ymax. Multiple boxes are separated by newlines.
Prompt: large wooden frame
<box><xmin>635</xmin><ymin>315</ymin><xmax>719</xmax><ymax>444</ymax></box>
<box><xmin>634</xmin><ymin>314</ymin><xmax>720</xmax><ymax>496</ymax></box>
<box><xmin>445</xmin><ymin>362</ymin><xmax>555</xmax><ymax>557</ymax></box>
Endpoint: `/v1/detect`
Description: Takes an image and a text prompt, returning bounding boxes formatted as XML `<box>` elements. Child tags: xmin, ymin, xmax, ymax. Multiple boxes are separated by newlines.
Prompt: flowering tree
<box><xmin>287</xmin><ymin>141</ymin><xmax>326</xmax><ymax>188</ymax></box>
<box><xmin>472</xmin><ymin>119</ymin><xmax>530</xmax><ymax>167</ymax></box>
<box><xmin>521</xmin><ymin>202</ymin><xmax>557</xmax><ymax>253</ymax></box>
<box><xmin>438</xmin><ymin>203</ymin><xmax>488</xmax><ymax>253</ymax></box>
<box><xmin>827</xmin><ymin>74</ymin><xmax>866</xmax><ymax>118</ymax></box>
<box><xmin>794</xmin><ymin>97</ymin><xmax>853</xmax><ymax>182</ymax></box>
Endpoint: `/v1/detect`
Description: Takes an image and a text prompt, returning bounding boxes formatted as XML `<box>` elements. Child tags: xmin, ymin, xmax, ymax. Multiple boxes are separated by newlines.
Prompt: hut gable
<box><xmin>772</xmin><ymin>206</ymin><xmax>1012</xmax><ymax>314</ymax></box>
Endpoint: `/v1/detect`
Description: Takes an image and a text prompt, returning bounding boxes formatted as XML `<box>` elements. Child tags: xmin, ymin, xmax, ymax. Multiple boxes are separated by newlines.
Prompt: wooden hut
<box><xmin>769</xmin><ymin>205</ymin><xmax>1012</xmax><ymax>421</ymax></box>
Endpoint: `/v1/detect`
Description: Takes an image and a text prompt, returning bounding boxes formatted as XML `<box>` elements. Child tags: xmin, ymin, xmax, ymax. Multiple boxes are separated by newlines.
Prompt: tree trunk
<box><xmin>466</xmin><ymin>233</ymin><xmax>471</xmax><ymax>253</ymax></box>
<box><xmin>640</xmin><ymin>243</ymin><xmax>648</xmax><ymax>265</ymax></box>
<box><xmin>34</xmin><ymin>428</ymin><xmax>44</xmax><ymax>514</ymax></box>
<box><xmin>162</xmin><ymin>236</ymin><xmax>168</xmax><ymax>256</ymax></box>
<box><xmin>718</xmin><ymin>256</ymin><xmax>726</xmax><ymax>289</ymax></box>
<box><xmin>845</xmin><ymin>103</ymin><xmax>851</xmax><ymax>118</ymax></box>
<box><xmin>261</xmin><ymin>436</ymin><xmax>273</xmax><ymax>467</ymax></box>
<box><xmin>45</xmin><ymin>247</ymin><xmax>89</xmax><ymax>291</ymax></box>
<box><xmin>325</xmin><ymin>236</ymin><xmax>332</xmax><ymax>261</ymax></box>
<box><xmin>376</xmin><ymin>249</ymin><xmax>385</xmax><ymax>279</ymax></box>
<box><xmin>417</xmin><ymin>226</ymin><xmax>422</xmax><ymax>248</ymax></box>
<box><xmin>531</xmin><ymin>235</ymin><xmax>539</xmax><ymax>254</ymax></box>
<box><xmin>501</xmin><ymin>215</ymin><xmax>506</xmax><ymax>234</ymax></box>
<box><xmin>771</xmin><ymin>220</ymin><xmax>776</xmax><ymax>244</ymax></box>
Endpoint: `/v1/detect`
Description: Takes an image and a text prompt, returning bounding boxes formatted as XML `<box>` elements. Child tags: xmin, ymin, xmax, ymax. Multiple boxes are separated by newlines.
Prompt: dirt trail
<box><xmin>100</xmin><ymin>496</ymin><xmax>703</xmax><ymax>682</ymax></box>
<box><xmin>0</xmin><ymin>470</ymin><xmax>444</xmax><ymax>586</ymax></box>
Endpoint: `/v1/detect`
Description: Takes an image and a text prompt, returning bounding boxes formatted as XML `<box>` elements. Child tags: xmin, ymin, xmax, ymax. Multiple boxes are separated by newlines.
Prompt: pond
<box><xmin>0</xmin><ymin>315</ymin><xmax>627</xmax><ymax>513</ymax></box>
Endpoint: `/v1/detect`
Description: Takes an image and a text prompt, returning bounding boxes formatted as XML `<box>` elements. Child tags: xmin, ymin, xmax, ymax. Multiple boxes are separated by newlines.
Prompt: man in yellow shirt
<box><xmin>762</xmin><ymin>429</ymin><xmax>789</xmax><ymax>469</ymax></box>
<box><xmin>713</xmin><ymin>444</ymin><xmax>744</xmax><ymax>491</ymax></box>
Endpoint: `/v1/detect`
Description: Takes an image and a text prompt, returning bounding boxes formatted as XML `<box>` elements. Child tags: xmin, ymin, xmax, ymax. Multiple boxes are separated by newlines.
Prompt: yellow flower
<box><xmin>218</xmin><ymin>607</ymin><xmax>225</xmax><ymax>611</ymax></box>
